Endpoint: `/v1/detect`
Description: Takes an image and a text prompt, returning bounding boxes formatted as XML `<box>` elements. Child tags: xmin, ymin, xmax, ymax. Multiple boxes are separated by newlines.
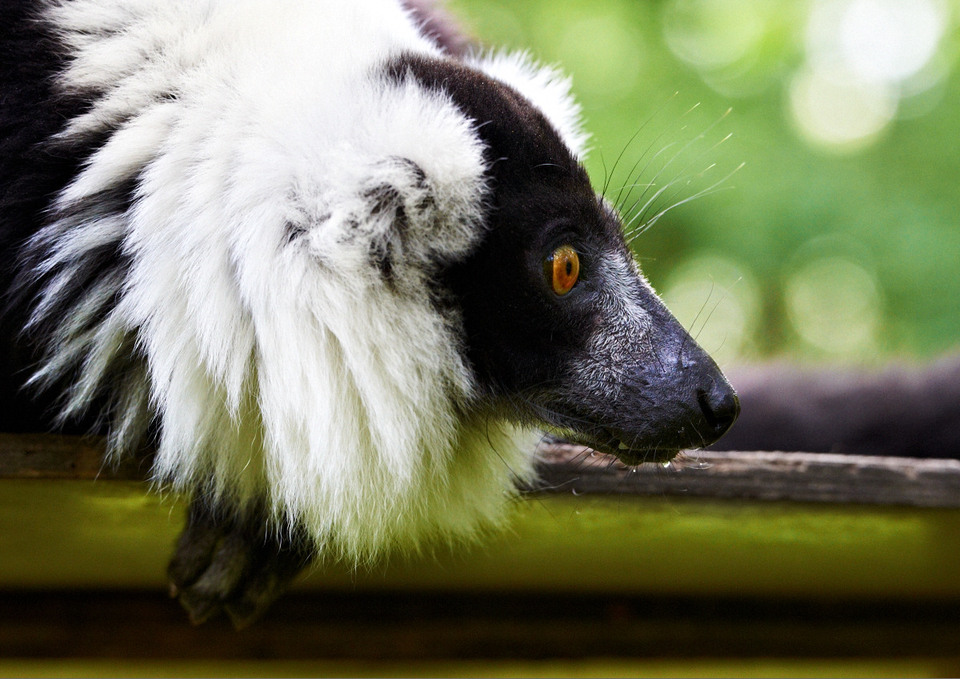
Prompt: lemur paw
<box><xmin>167</xmin><ymin>498</ymin><xmax>313</xmax><ymax>628</ymax></box>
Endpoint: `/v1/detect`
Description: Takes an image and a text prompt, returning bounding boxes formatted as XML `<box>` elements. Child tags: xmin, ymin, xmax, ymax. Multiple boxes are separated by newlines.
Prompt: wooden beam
<box><xmin>534</xmin><ymin>443</ymin><xmax>960</xmax><ymax>508</ymax></box>
<box><xmin>0</xmin><ymin>433</ymin><xmax>145</xmax><ymax>480</ymax></box>
<box><xmin>2</xmin><ymin>432</ymin><xmax>960</xmax><ymax>507</ymax></box>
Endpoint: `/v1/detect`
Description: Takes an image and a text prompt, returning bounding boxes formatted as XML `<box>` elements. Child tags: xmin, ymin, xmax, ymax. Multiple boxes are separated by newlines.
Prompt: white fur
<box><xmin>33</xmin><ymin>0</ymin><xmax>589</xmax><ymax>560</ymax></box>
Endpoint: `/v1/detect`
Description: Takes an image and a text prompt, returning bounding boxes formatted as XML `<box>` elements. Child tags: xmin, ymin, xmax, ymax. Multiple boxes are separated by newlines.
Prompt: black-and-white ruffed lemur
<box><xmin>0</xmin><ymin>0</ymin><xmax>740</xmax><ymax>624</ymax></box>
<box><xmin>2</xmin><ymin>0</ymin><xmax>956</xmax><ymax>627</ymax></box>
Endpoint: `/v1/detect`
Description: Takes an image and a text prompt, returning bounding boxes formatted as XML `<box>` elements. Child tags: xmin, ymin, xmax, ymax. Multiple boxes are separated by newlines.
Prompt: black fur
<box><xmin>0</xmin><ymin>1</ymin><xmax>98</xmax><ymax>432</ymax></box>
<box><xmin>365</xmin><ymin>182</ymin><xmax>407</xmax><ymax>287</ymax></box>
<box><xmin>387</xmin><ymin>54</ymin><xmax>600</xmax><ymax>397</ymax></box>
<box><xmin>0</xmin><ymin>2</ymin><xmax>143</xmax><ymax>436</ymax></box>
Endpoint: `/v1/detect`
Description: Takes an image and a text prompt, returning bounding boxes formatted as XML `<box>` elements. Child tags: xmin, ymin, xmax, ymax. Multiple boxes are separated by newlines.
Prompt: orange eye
<box><xmin>544</xmin><ymin>244</ymin><xmax>580</xmax><ymax>296</ymax></box>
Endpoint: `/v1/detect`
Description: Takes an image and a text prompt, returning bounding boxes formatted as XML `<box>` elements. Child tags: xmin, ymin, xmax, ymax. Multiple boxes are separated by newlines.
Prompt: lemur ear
<box><xmin>360</xmin><ymin>158</ymin><xmax>439</xmax><ymax>285</ymax></box>
<box><xmin>294</xmin><ymin>76</ymin><xmax>488</xmax><ymax>275</ymax></box>
<box><xmin>300</xmin><ymin>155</ymin><xmax>483</xmax><ymax>286</ymax></box>
<box><xmin>363</xmin><ymin>157</ymin><xmax>434</xmax><ymax>236</ymax></box>
<box><xmin>363</xmin><ymin>155</ymin><xmax>489</xmax><ymax>273</ymax></box>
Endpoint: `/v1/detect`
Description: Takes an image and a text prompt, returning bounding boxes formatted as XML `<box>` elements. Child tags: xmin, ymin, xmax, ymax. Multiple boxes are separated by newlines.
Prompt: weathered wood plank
<box><xmin>534</xmin><ymin>444</ymin><xmax>960</xmax><ymax>508</ymax></box>
<box><xmin>0</xmin><ymin>433</ymin><xmax>145</xmax><ymax>480</ymax></box>
<box><xmin>2</xmin><ymin>433</ymin><xmax>959</xmax><ymax>507</ymax></box>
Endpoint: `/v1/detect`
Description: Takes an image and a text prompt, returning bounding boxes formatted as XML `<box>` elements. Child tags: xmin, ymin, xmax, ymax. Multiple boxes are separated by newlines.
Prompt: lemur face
<box><xmin>395</xmin><ymin>56</ymin><xmax>740</xmax><ymax>463</ymax></box>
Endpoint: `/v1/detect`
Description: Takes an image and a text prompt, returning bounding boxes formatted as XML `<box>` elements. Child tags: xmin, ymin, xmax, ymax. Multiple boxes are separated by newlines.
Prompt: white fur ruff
<box><xmin>29</xmin><ymin>0</ymin><xmax>588</xmax><ymax>560</ymax></box>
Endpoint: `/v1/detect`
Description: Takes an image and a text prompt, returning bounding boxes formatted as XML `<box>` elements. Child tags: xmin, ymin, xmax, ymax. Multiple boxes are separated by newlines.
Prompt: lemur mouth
<box><xmin>606</xmin><ymin>439</ymin><xmax>680</xmax><ymax>466</ymax></box>
<box><xmin>575</xmin><ymin>430</ymin><xmax>682</xmax><ymax>467</ymax></box>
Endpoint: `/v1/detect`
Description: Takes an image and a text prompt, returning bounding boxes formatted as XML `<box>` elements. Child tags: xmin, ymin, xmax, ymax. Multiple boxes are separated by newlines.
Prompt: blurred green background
<box><xmin>448</xmin><ymin>0</ymin><xmax>960</xmax><ymax>369</ymax></box>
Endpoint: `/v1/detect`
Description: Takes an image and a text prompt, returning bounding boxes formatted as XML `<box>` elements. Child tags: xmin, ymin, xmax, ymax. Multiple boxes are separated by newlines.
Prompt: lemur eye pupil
<box><xmin>545</xmin><ymin>244</ymin><xmax>580</xmax><ymax>296</ymax></box>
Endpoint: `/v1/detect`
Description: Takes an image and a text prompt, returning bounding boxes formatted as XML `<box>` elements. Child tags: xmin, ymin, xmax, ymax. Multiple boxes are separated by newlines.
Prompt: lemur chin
<box><xmin>0</xmin><ymin>0</ymin><xmax>738</xmax><ymax>625</ymax></box>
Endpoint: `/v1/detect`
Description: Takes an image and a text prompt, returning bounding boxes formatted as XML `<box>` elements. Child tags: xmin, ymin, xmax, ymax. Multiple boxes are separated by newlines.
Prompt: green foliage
<box><xmin>449</xmin><ymin>0</ymin><xmax>960</xmax><ymax>364</ymax></box>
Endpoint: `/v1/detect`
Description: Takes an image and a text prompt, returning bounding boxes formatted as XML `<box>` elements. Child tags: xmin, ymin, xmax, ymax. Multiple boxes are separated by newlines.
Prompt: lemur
<box><xmin>0</xmin><ymin>0</ymin><xmax>739</xmax><ymax>624</ymax></box>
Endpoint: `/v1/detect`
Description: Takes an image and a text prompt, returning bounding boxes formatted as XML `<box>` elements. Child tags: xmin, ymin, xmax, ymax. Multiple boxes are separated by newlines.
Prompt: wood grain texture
<box><xmin>0</xmin><ymin>433</ymin><xmax>147</xmax><ymax>480</ymax></box>
<box><xmin>2</xmin><ymin>433</ymin><xmax>959</xmax><ymax>506</ymax></box>
<box><xmin>533</xmin><ymin>444</ymin><xmax>960</xmax><ymax>507</ymax></box>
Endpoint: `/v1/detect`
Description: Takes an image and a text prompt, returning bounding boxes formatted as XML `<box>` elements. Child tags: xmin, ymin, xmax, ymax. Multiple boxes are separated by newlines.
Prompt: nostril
<box><xmin>696</xmin><ymin>384</ymin><xmax>740</xmax><ymax>434</ymax></box>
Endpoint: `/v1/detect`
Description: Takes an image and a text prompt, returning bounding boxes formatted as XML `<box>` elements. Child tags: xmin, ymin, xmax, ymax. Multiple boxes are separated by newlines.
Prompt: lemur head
<box><xmin>391</xmin><ymin>55</ymin><xmax>739</xmax><ymax>463</ymax></box>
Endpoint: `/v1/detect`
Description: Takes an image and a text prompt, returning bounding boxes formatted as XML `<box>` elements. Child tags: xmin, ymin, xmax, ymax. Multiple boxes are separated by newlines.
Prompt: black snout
<box><xmin>639</xmin><ymin>366</ymin><xmax>739</xmax><ymax>454</ymax></box>
<box><xmin>623</xmin><ymin>302</ymin><xmax>740</xmax><ymax>456</ymax></box>
<box><xmin>658</xmin><ymin>362</ymin><xmax>740</xmax><ymax>452</ymax></box>
<box><xmin>591</xmin><ymin>330</ymin><xmax>742</xmax><ymax>464</ymax></box>
<box><xmin>696</xmin><ymin>378</ymin><xmax>740</xmax><ymax>441</ymax></box>
<box><xmin>593</xmin><ymin>361</ymin><xmax>740</xmax><ymax>465</ymax></box>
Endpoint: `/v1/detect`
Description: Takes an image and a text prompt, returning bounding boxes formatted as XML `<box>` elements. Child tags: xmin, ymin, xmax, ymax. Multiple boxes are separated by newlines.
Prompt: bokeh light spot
<box><xmin>809</xmin><ymin>0</ymin><xmax>947</xmax><ymax>85</ymax></box>
<box><xmin>784</xmin><ymin>256</ymin><xmax>883</xmax><ymax>356</ymax></box>
<box><xmin>792</xmin><ymin>0</ymin><xmax>949</xmax><ymax>151</ymax></box>
<box><xmin>662</xmin><ymin>0</ymin><xmax>765</xmax><ymax>71</ymax></box>
<box><xmin>788</xmin><ymin>65</ymin><xmax>896</xmax><ymax>152</ymax></box>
